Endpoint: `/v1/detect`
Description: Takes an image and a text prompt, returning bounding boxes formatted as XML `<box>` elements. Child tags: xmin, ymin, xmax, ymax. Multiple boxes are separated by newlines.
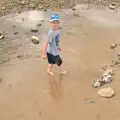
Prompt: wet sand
<box><xmin>0</xmin><ymin>7</ymin><xmax>120</xmax><ymax>120</ymax></box>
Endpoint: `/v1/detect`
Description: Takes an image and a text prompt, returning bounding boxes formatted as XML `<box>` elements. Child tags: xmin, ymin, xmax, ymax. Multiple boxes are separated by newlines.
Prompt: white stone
<box><xmin>98</xmin><ymin>87</ymin><xmax>115</xmax><ymax>98</ymax></box>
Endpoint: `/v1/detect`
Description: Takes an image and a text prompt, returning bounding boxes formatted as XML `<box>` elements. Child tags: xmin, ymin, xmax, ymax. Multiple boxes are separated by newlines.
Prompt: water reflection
<box><xmin>49</xmin><ymin>75</ymin><xmax>64</xmax><ymax>100</ymax></box>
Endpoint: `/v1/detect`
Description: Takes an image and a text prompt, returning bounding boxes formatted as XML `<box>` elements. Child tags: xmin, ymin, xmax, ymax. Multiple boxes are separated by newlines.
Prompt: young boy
<box><xmin>42</xmin><ymin>14</ymin><xmax>67</xmax><ymax>76</ymax></box>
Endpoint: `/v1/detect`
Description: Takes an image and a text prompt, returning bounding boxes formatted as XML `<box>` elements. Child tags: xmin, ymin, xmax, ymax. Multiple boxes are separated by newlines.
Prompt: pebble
<box><xmin>98</xmin><ymin>87</ymin><xmax>115</xmax><ymax>98</ymax></box>
<box><xmin>31</xmin><ymin>27</ymin><xmax>38</xmax><ymax>33</ymax></box>
<box><xmin>37</xmin><ymin>23</ymin><xmax>42</xmax><ymax>27</ymax></box>
<box><xmin>110</xmin><ymin>44</ymin><xmax>117</xmax><ymax>49</ymax></box>
<box><xmin>20</xmin><ymin>1</ymin><xmax>26</xmax><ymax>5</ymax></box>
<box><xmin>1</xmin><ymin>7</ymin><xmax>6</xmax><ymax>10</ymax></box>
<box><xmin>102</xmin><ymin>75</ymin><xmax>112</xmax><ymax>83</ymax></box>
<box><xmin>14</xmin><ymin>32</ymin><xmax>19</xmax><ymax>35</ymax></box>
<box><xmin>32</xmin><ymin>36</ymin><xmax>40</xmax><ymax>44</ymax></box>
<box><xmin>103</xmin><ymin>69</ymin><xmax>113</xmax><ymax>77</ymax></box>
<box><xmin>0</xmin><ymin>35</ymin><xmax>4</xmax><ymax>40</ymax></box>
<box><xmin>31</xmin><ymin>4</ymin><xmax>36</xmax><ymax>9</ymax></box>
<box><xmin>117</xmin><ymin>52</ymin><xmax>120</xmax><ymax>57</ymax></box>
<box><xmin>109</xmin><ymin>3</ymin><xmax>116</xmax><ymax>9</ymax></box>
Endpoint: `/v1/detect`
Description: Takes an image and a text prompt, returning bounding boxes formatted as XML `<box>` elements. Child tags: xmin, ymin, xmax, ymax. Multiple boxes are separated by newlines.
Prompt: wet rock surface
<box><xmin>98</xmin><ymin>87</ymin><xmax>115</xmax><ymax>98</ymax></box>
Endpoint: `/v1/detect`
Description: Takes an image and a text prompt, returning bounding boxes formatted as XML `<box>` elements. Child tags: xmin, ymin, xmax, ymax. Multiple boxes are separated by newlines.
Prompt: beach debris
<box><xmin>20</xmin><ymin>0</ymin><xmax>26</xmax><ymax>5</ymax></box>
<box><xmin>98</xmin><ymin>87</ymin><xmax>115</xmax><ymax>98</ymax></box>
<box><xmin>14</xmin><ymin>31</ymin><xmax>19</xmax><ymax>35</ymax></box>
<box><xmin>117</xmin><ymin>52</ymin><xmax>120</xmax><ymax>57</ymax></box>
<box><xmin>37</xmin><ymin>23</ymin><xmax>42</xmax><ymax>27</ymax></box>
<box><xmin>92</xmin><ymin>77</ymin><xmax>103</xmax><ymax>88</ymax></box>
<box><xmin>32</xmin><ymin>36</ymin><xmax>40</xmax><ymax>44</ymax></box>
<box><xmin>112</xmin><ymin>58</ymin><xmax>120</xmax><ymax>65</ymax></box>
<box><xmin>102</xmin><ymin>69</ymin><xmax>113</xmax><ymax>77</ymax></box>
<box><xmin>92</xmin><ymin>69</ymin><xmax>113</xmax><ymax>88</ymax></box>
<box><xmin>1</xmin><ymin>7</ymin><xmax>6</xmax><ymax>10</ymax></box>
<box><xmin>30</xmin><ymin>4</ymin><xmax>36</xmax><ymax>9</ymax></box>
<box><xmin>31</xmin><ymin>27</ymin><xmax>38</xmax><ymax>32</ymax></box>
<box><xmin>110</xmin><ymin>44</ymin><xmax>117</xmax><ymax>49</ymax></box>
<box><xmin>102</xmin><ymin>75</ymin><xmax>112</xmax><ymax>83</ymax></box>
<box><xmin>12</xmin><ymin>25</ymin><xmax>16</xmax><ymax>28</ymax></box>
<box><xmin>109</xmin><ymin>2</ymin><xmax>117</xmax><ymax>10</ymax></box>
<box><xmin>0</xmin><ymin>31</ymin><xmax>4</xmax><ymax>40</ymax></box>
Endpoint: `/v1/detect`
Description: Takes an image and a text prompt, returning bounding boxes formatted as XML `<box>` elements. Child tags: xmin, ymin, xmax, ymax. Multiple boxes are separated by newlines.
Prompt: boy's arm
<box><xmin>42</xmin><ymin>41</ymin><xmax>48</xmax><ymax>59</ymax></box>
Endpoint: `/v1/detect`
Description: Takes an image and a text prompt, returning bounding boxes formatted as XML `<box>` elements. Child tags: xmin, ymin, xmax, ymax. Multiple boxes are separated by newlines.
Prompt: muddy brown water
<box><xmin>0</xmin><ymin>6</ymin><xmax>120</xmax><ymax>120</ymax></box>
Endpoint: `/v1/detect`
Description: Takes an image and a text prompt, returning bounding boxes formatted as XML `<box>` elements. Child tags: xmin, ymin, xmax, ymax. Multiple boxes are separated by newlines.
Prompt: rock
<box><xmin>112</xmin><ymin>59</ymin><xmax>120</xmax><ymax>65</ymax></box>
<box><xmin>117</xmin><ymin>52</ymin><xmax>120</xmax><ymax>57</ymax></box>
<box><xmin>1</xmin><ymin>7</ymin><xmax>6</xmax><ymax>10</ymax></box>
<box><xmin>92</xmin><ymin>80</ymin><xmax>101</xmax><ymax>88</ymax></box>
<box><xmin>0</xmin><ymin>35</ymin><xmax>4</xmax><ymax>40</ymax></box>
<box><xmin>38</xmin><ymin>6</ymin><xmax>43</xmax><ymax>10</ymax></box>
<box><xmin>31</xmin><ymin>4</ymin><xmax>36</xmax><ymax>9</ymax></box>
<box><xmin>73</xmin><ymin>11</ymin><xmax>80</xmax><ymax>17</ymax></box>
<box><xmin>44</xmin><ymin>9</ymin><xmax>47</xmax><ymax>11</ymax></box>
<box><xmin>103</xmin><ymin>69</ymin><xmax>113</xmax><ymax>77</ymax></box>
<box><xmin>98</xmin><ymin>87</ymin><xmax>115</xmax><ymax>98</ymax></box>
<box><xmin>110</xmin><ymin>44</ymin><xmax>117</xmax><ymax>49</ymax></box>
<box><xmin>92</xmin><ymin>77</ymin><xmax>103</xmax><ymax>88</ymax></box>
<box><xmin>31</xmin><ymin>27</ymin><xmax>38</xmax><ymax>32</ymax></box>
<box><xmin>32</xmin><ymin>36</ymin><xmax>40</xmax><ymax>44</ymax></box>
<box><xmin>102</xmin><ymin>75</ymin><xmax>112</xmax><ymax>83</ymax></box>
<box><xmin>12</xmin><ymin>25</ymin><xmax>16</xmax><ymax>28</ymax></box>
<box><xmin>37</xmin><ymin>23</ymin><xmax>42</xmax><ymax>27</ymax></box>
<box><xmin>109</xmin><ymin>3</ymin><xmax>116</xmax><ymax>10</ymax></box>
<box><xmin>14</xmin><ymin>32</ymin><xmax>19</xmax><ymax>35</ymax></box>
<box><xmin>72</xmin><ymin>7</ymin><xmax>76</xmax><ymax>11</ymax></box>
<box><xmin>73</xmin><ymin>4</ymin><xmax>88</xmax><ymax>10</ymax></box>
<box><xmin>20</xmin><ymin>1</ymin><xmax>26</xmax><ymax>5</ymax></box>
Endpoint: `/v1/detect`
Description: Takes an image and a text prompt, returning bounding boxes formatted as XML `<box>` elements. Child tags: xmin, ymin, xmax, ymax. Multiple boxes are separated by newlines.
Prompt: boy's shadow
<box><xmin>49</xmin><ymin>75</ymin><xmax>64</xmax><ymax>100</ymax></box>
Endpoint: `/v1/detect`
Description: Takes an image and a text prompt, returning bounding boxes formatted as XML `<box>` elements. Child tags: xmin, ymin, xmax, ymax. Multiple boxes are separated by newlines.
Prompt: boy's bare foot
<box><xmin>60</xmin><ymin>70</ymin><xmax>68</xmax><ymax>75</ymax></box>
<box><xmin>47</xmin><ymin>71</ymin><xmax>54</xmax><ymax>76</ymax></box>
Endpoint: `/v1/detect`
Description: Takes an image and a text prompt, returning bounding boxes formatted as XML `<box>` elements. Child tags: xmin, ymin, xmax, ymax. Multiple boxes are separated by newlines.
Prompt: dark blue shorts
<box><xmin>47</xmin><ymin>52</ymin><xmax>62</xmax><ymax>66</ymax></box>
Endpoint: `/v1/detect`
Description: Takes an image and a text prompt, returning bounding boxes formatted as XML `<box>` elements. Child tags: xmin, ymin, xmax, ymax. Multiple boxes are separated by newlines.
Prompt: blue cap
<box><xmin>50</xmin><ymin>14</ymin><xmax>60</xmax><ymax>22</ymax></box>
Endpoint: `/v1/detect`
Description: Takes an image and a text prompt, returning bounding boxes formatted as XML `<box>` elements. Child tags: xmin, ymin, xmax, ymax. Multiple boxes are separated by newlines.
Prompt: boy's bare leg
<box><xmin>47</xmin><ymin>64</ymin><xmax>54</xmax><ymax>76</ymax></box>
<box><xmin>59</xmin><ymin>65</ymin><xmax>67</xmax><ymax>75</ymax></box>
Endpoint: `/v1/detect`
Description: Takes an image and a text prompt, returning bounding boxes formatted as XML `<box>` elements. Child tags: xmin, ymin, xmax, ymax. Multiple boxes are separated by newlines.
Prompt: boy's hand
<box><xmin>42</xmin><ymin>53</ymin><xmax>47</xmax><ymax>59</ymax></box>
<box><xmin>58</xmin><ymin>48</ymin><xmax>62</xmax><ymax>51</ymax></box>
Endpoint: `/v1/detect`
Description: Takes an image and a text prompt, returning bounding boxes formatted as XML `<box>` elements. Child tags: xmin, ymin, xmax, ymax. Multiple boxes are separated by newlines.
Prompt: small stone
<box><xmin>44</xmin><ymin>9</ymin><xmax>47</xmax><ymax>11</ymax></box>
<box><xmin>18</xmin><ymin>10</ymin><xmax>21</xmax><ymax>13</ymax></box>
<box><xmin>103</xmin><ymin>69</ymin><xmax>113</xmax><ymax>77</ymax></box>
<box><xmin>14</xmin><ymin>32</ymin><xmax>19</xmax><ymax>35</ymax></box>
<box><xmin>12</xmin><ymin>25</ymin><xmax>16</xmax><ymax>28</ymax></box>
<box><xmin>31</xmin><ymin>4</ymin><xmax>36</xmax><ymax>9</ymax></box>
<box><xmin>21</xmin><ymin>18</ymin><xmax>24</xmax><ymax>21</ymax></box>
<box><xmin>1</xmin><ymin>7</ymin><xmax>6</xmax><ymax>10</ymax></box>
<box><xmin>98</xmin><ymin>87</ymin><xmax>115</xmax><ymax>98</ymax></box>
<box><xmin>38</xmin><ymin>6</ymin><xmax>43</xmax><ymax>10</ymax></box>
<box><xmin>112</xmin><ymin>59</ymin><xmax>120</xmax><ymax>65</ymax></box>
<box><xmin>37</xmin><ymin>23</ymin><xmax>42</xmax><ymax>27</ymax></box>
<box><xmin>102</xmin><ymin>75</ymin><xmax>112</xmax><ymax>83</ymax></box>
<box><xmin>72</xmin><ymin>7</ymin><xmax>76</xmax><ymax>11</ymax></box>
<box><xmin>117</xmin><ymin>52</ymin><xmax>120</xmax><ymax>57</ymax></box>
<box><xmin>109</xmin><ymin>3</ymin><xmax>116</xmax><ymax>9</ymax></box>
<box><xmin>31</xmin><ymin>27</ymin><xmax>38</xmax><ymax>32</ymax></box>
<box><xmin>73</xmin><ymin>11</ymin><xmax>80</xmax><ymax>17</ymax></box>
<box><xmin>32</xmin><ymin>36</ymin><xmax>40</xmax><ymax>44</ymax></box>
<box><xmin>0</xmin><ymin>35</ymin><xmax>4</xmax><ymax>40</ymax></box>
<box><xmin>110</xmin><ymin>44</ymin><xmax>117</xmax><ymax>49</ymax></box>
<box><xmin>20</xmin><ymin>1</ymin><xmax>25</xmax><ymax>5</ymax></box>
<box><xmin>92</xmin><ymin>77</ymin><xmax>103</xmax><ymax>88</ymax></box>
<box><xmin>17</xmin><ymin>55</ymin><xmax>23</xmax><ymax>58</ymax></box>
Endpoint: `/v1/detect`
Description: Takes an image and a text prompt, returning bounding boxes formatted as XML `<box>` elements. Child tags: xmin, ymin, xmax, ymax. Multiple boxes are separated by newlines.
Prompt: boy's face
<box><xmin>50</xmin><ymin>20</ymin><xmax>60</xmax><ymax>30</ymax></box>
